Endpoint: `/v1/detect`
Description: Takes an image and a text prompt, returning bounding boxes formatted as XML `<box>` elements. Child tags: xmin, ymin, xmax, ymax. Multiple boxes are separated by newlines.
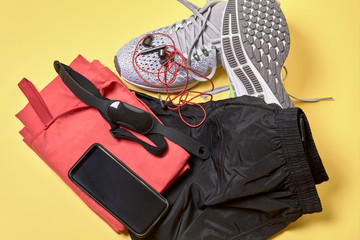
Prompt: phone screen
<box><xmin>69</xmin><ymin>144</ymin><xmax>169</xmax><ymax>237</ymax></box>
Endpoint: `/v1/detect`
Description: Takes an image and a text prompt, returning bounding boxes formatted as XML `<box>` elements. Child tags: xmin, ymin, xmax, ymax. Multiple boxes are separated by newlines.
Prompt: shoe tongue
<box><xmin>206</xmin><ymin>1</ymin><xmax>226</xmax><ymax>33</ymax></box>
<box><xmin>195</xmin><ymin>1</ymin><xmax>225</xmax><ymax>41</ymax></box>
<box><xmin>170</xmin><ymin>1</ymin><xmax>226</xmax><ymax>53</ymax></box>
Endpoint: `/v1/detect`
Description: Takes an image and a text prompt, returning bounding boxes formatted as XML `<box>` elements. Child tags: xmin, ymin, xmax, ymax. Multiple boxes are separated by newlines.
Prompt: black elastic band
<box><xmin>111</xmin><ymin>128</ymin><xmax>167</xmax><ymax>156</ymax></box>
<box><xmin>54</xmin><ymin>60</ymin><xmax>210</xmax><ymax>159</ymax></box>
<box><xmin>152</xmin><ymin>121</ymin><xmax>210</xmax><ymax>159</ymax></box>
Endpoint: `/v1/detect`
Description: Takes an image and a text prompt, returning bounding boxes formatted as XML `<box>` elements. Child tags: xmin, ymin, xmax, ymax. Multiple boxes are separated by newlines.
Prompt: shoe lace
<box><xmin>170</xmin><ymin>0</ymin><xmax>223</xmax><ymax>81</ymax></box>
<box><xmin>280</xmin><ymin>66</ymin><xmax>333</xmax><ymax>102</ymax></box>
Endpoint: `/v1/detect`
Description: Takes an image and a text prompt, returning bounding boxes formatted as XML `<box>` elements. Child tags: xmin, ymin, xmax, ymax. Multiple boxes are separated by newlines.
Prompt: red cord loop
<box><xmin>132</xmin><ymin>33</ymin><xmax>214</xmax><ymax>127</ymax></box>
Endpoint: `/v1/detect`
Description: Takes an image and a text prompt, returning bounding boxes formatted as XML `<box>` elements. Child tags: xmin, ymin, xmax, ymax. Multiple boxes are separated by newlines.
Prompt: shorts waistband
<box><xmin>276</xmin><ymin>108</ymin><xmax>328</xmax><ymax>214</ymax></box>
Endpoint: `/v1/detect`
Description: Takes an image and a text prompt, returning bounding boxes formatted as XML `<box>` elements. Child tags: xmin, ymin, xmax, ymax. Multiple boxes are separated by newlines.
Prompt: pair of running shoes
<box><xmin>114</xmin><ymin>0</ymin><xmax>300</xmax><ymax>109</ymax></box>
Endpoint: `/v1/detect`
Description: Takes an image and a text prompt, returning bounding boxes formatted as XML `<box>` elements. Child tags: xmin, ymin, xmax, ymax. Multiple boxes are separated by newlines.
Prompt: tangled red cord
<box><xmin>132</xmin><ymin>33</ymin><xmax>214</xmax><ymax>127</ymax></box>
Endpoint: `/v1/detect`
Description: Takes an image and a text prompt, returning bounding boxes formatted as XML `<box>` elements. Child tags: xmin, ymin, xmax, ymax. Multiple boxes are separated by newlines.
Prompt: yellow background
<box><xmin>0</xmin><ymin>0</ymin><xmax>359</xmax><ymax>239</ymax></box>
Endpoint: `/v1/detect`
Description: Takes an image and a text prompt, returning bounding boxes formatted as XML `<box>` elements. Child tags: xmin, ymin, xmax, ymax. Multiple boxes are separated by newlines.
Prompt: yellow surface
<box><xmin>0</xmin><ymin>0</ymin><xmax>359</xmax><ymax>239</ymax></box>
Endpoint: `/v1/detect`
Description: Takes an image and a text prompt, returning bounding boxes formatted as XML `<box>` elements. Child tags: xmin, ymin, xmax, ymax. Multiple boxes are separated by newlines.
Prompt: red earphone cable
<box><xmin>132</xmin><ymin>33</ymin><xmax>214</xmax><ymax>127</ymax></box>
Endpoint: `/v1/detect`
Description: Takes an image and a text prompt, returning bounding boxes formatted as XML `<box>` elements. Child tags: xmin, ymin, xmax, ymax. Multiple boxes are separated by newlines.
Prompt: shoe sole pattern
<box><xmin>222</xmin><ymin>0</ymin><xmax>293</xmax><ymax>108</ymax></box>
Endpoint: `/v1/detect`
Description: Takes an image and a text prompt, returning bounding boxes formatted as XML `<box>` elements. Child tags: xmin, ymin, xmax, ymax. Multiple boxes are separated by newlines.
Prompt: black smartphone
<box><xmin>68</xmin><ymin>144</ymin><xmax>169</xmax><ymax>238</ymax></box>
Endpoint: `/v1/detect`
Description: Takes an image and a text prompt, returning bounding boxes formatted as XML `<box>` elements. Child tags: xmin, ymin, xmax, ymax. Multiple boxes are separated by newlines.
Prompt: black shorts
<box><xmin>132</xmin><ymin>94</ymin><xmax>329</xmax><ymax>240</ymax></box>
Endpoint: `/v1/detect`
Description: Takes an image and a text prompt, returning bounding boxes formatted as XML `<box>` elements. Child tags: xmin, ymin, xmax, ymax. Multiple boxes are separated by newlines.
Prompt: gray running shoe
<box><xmin>115</xmin><ymin>0</ymin><xmax>226</xmax><ymax>93</ymax></box>
<box><xmin>221</xmin><ymin>0</ymin><xmax>294</xmax><ymax>108</ymax></box>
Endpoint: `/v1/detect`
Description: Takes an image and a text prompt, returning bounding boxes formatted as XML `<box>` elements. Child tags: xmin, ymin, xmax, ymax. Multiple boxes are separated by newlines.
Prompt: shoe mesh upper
<box><xmin>115</xmin><ymin>1</ymin><xmax>226</xmax><ymax>92</ymax></box>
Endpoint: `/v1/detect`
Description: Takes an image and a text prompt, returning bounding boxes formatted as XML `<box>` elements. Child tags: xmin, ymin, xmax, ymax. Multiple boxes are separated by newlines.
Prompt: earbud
<box><xmin>158</xmin><ymin>48</ymin><xmax>166</xmax><ymax>60</ymax></box>
<box><xmin>142</xmin><ymin>35</ymin><xmax>154</xmax><ymax>47</ymax></box>
<box><xmin>141</xmin><ymin>34</ymin><xmax>168</xmax><ymax>63</ymax></box>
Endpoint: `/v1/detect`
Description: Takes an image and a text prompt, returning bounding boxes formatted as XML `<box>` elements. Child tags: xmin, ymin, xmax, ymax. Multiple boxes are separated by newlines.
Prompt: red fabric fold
<box><xmin>16</xmin><ymin>55</ymin><xmax>190</xmax><ymax>233</ymax></box>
